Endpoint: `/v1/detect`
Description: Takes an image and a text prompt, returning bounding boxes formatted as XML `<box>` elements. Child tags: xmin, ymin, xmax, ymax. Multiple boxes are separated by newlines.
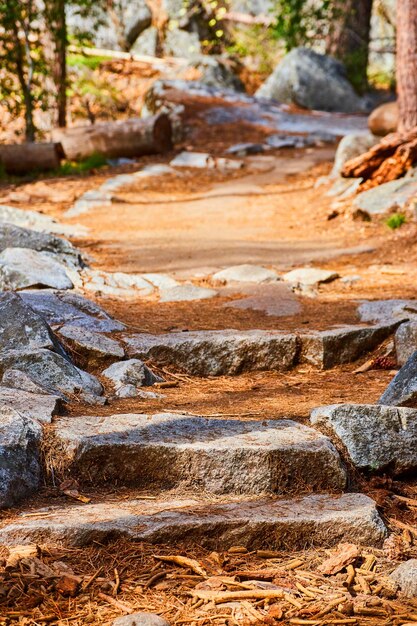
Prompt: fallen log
<box><xmin>51</xmin><ymin>114</ymin><xmax>173</xmax><ymax>161</ymax></box>
<box><xmin>341</xmin><ymin>126</ymin><xmax>417</xmax><ymax>190</ymax></box>
<box><xmin>0</xmin><ymin>142</ymin><xmax>64</xmax><ymax>175</ymax></box>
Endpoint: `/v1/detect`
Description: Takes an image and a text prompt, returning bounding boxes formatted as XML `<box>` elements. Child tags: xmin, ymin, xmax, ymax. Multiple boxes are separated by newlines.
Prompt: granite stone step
<box><xmin>51</xmin><ymin>413</ymin><xmax>346</xmax><ymax>494</ymax></box>
<box><xmin>0</xmin><ymin>493</ymin><xmax>386</xmax><ymax>549</ymax></box>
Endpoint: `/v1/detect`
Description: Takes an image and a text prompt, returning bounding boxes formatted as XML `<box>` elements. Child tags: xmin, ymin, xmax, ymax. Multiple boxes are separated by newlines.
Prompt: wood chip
<box><xmin>154</xmin><ymin>555</ymin><xmax>207</xmax><ymax>577</ymax></box>
<box><xmin>318</xmin><ymin>544</ymin><xmax>359</xmax><ymax>575</ymax></box>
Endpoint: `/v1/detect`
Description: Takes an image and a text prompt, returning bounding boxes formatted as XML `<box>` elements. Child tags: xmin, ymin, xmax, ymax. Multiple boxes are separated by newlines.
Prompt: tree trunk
<box><xmin>0</xmin><ymin>142</ymin><xmax>64</xmax><ymax>175</ymax></box>
<box><xmin>55</xmin><ymin>0</ymin><xmax>67</xmax><ymax>127</ymax></box>
<box><xmin>396</xmin><ymin>0</ymin><xmax>417</xmax><ymax>131</ymax></box>
<box><xmin>326</xmin><ymin>0</ymin><xmax>373</xmax><ymax>93</ymax></box>
<box><xmin>51</xmin><ymin>114</ymin><xmax>173</xmax><ymax>161</ymax></box>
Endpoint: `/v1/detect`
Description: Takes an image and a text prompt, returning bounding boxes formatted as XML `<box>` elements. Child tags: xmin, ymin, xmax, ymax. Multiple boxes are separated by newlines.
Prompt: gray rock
<box><xmin>123</xmin><ymin>330</ymin><xmax>298</xmax><ymax>376</ymax></box>
<box><xmin>52</xmin><ymin>414</ymin><xmax>346</xmax><ymax>493</ymax></box>
<box><xmin>390</xmin><ymin>560</ymin><xmax>417</xmax><ymax>597</ymax></box>
<box><xmin>2</xmin><ymin>369</ymin><xmax>53</xmax><ymax>395</ymax></box>
<box><xmin>113</xmin><ymin>614</ymin><xmax>170</xmax><ymax>626</ymax></box>
<box><xmin>0</xmin><ymin>205</ymin><xmax>88</xmax><ymax>237</ymax></box>
<box><xmin>212</xmin><ymin>264</ymin><xmax>278</xmax><ymax>284</ymax></box>
<box><xmin>102</xmin><ymin>359</ymin><xmax>162</xmax><ymax>392</ymax></box>
<box><xmin>332</xmin><ymin>132</ymin><xmax>378</xmax><ymax>176</ymax></box>
<box><xmin>192</xmin><ymin>56</ymin><xmax>244</xmax><ymax>92</ymax></box>
<box><xmin>256</xmin><ymin>48</ymin><xmax>364</xmax><ymax>113</ymax></box>
<box><xmin>358</xmin><ymin>299</ymin><xmax>417</xmax><ymax>323</ymax></box>
<box><xmin>378</xmin><ymin>351</ymin><xmax>417</xmax><ymax>407</ymax></box>
<box><xmin>131</xmin><ymin>26</ymin><xmax>159</xmax><ymax>56</ymax></box>
<box><xmin>0</xmin><ymin>387</ymin><xmax>59</xmax><ymax>424</ymax></box>
<box><xmin>0</xmin><ymin>224</ymin><xmax>82</xmax><ymax>268</ymax></box>
<box><xmin>396</xmin><ymin>322</ymin><xmax>417</xmax><ymax>366</ymax></box>
<box><xmin>283</xmin><ymin>268</ymin><xmax>339</xmax><ymax>286</ymax></box>
<box><xmin>224</xmin><ymin>283</ymin><xmax>302</xmax><ymax>317</ymax></box>
<box><xmin>0</xmin><ymin>349</ymin><xmax>103</xmax><ymax>404</ymax></box>
<box><xmin>159</xmin><ymin>284</ymin><xmax>218</xmax><ymax>302</ymax></box>
<box><xmin>0</xmin><ymin>407</ymin><xmax>42</xmax><ymax>508</ymax></box>
<box><xmin>300</xmin><ymin>323</ymin><xmax>399</xmax><ymax>369</ymax></box>
<box><xmin>353</xmin><ymin>173</ymin><xmax>417</xmax><ymax>215</ymax></box>
<box><xmin>226</xmin><ymin>143</ymin><xmax>265</xmax><ymax>156</ymax></box>
<box><xmin>170</xmin><ymin>152</ymin><xmax>213</xmax><ymax>168</ymax></box>
<box><xmin>163</xmin><ymin>28</ymin><xmax>201</xmax><ymax>60</ymax></box>
<box><xmin>124</xmin><ymin>1</ymin><xmax>152</xmax><ymax>48</ymax></box>
<box><xmin>311</xmin><ymin>403</ymin><xmax>417</xmax><ymax>474</ymax></box>
<box><xmin>66</xmin><ymin>190</ymin><xmax>113</xmax><ymax>218</ymax></box>
<box><xmin>58</xmin><ymin>325</ymin><xmax>125</xmax><ymax>367</ymax></box>
<box><xmin>0</xmin><ymin>292</ymin><xmax>55</xmax><ymax>353</ymax></box>
<box><xmin>19</xmin><ymin>290</ymin><xmax>125</xmax><ymax>333</ymax></box>
<box><xmin>0</xmin><ymin>493</ymin><xmax>386</xmax><ymax>548</ymax></box>
<box><xmin>0</xmin><ymin>248</ymin><xmax>73</xmax><ymax>291</ymax></box>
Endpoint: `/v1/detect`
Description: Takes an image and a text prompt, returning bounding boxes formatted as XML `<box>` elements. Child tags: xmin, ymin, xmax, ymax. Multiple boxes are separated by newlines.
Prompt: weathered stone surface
<box><xmin>0</xmin><ymin>349</ymin><xmax>103</xmax><ymax>404</ymax></box>
<box><xmin>0</xmin><ymin>292</ymin><xmax>55</xmax><ymax>353</ymax></box>
<box><xmin>378</xmin><ymin>351</ymin><xmax>417</xmax><ymax>407</ymax></box>
<box><xmin>332</xmin><ymin>132</ymin><xmax>377</xmax><ymax>176</ymax></box>
<box><xmin>82</xmin><ymin>269</ymin><xmax>154</xmax><ymax>297</ymax></box>
<box><xmin>102</xmin><ymin>360</ymin><xmax>162</xmax><ymax>394</ymax></box>
<box><xmin>283</xmin><ymin>268</ymin><xmax>339</xmax><ymax>286</ymax></box>
<box><xmin>300</xmin><ymin>323</ymin><xmax>398</xmax><ymax>369</ymax></box>
<box><xmin>66</xmin><ymin>190</ymin><xmax>113</xmax><ymax>218</ymax></box>
<box><xmin>0</xmin><ymin>387</ymin><xmax>59</xmax><ymax>423</ymax></box>
<box><xmin>395</xmin><ymin>322</ymin><xmax>417</xmax><ymax>366</ymax></box>
<box><xmin>0</xmin><ymin>493</ymin><xmax>386</xmax><ymax>548</ymax></box>
<box><xmin>212</xmin><ymin>264</ymin><xmax>278</xmax><ymax>284</ymax></box>
<box><xmin>223</xmin><ymin>283</ymin><xmax>301</xmax><ymax>317</ymax></box>
<box><xmin>2</xmin><ymin>369</ymin><xmax>52</xmax><ymax>395</ymax></box>
<box><xmin>256</xmin><ymin>48</ymin><xmax>365</xmax><ymax>113</ymax></box>
<box><xmin>57</xmin><ymin>325</ymin><xmax>124</xmax><ymax>367</ymax></box>
<box><xmin>311</xmin><ymin>403</ymin><xmax>417</xmax><ymax>474</ymax></box>
<box><xmin>52</xmin><ymin>414</ymin><xmax>346</xmax><ymax>493</ymax></box>
<box><xmin>390</xmin><ymin>560</ymin><xmax>417</xmax><ymax>597</ymax></box>
<box><xmin>19</xmin><ymin>290</ymin><xmax>125</xmax><ymax>333</ymax></box>
<box><xmin>113</xmin><ymin>614</ymin><xmax>170</xmax><ymax>626</ymax></box>
<box><xmin>0</xmin><ymin>407</ymin><xmax>42</xmax><ymax>508</ymax></box>
<box><xmin>141</xmin><ymin>273</ymin><xmax>179</xmax><ymax>289</ymax></box>
<box><xmin>123</xmin><ymin>330</ymin><xmax>298</xmax><ymax>376</ymax></box>
<box><xmin>171</xmin><ymin>152</ymin><xmax>213</xmax><ymax>168</ymax></box>
<box><xmin>0</xmin><ymin>224</ymin><xmax>82</xmax><ymax>268</ymax></box>
<box><xmin>358</xmin><ymin>299</ymin><xmax>417</xmax><ymax>323</ymax></box>
<box><xmin>226</xmin><ymin>143</ymin><xmax>265</xmax><ymax>156</ymax></box>
<box><xmin>159</xmin><ymin>284</ymin><xmax>218</xmax><ymax>302</ymax></box>
<box><xmin>0</xmin><ymin>205</ymin><xmax>88</xmax><ymax>237</ymax></box>
<box><xmin>0</xmin><ymin>248</ymin><xmax>73</xmax><ymax>290</ymax></box>
<box><xmin>353</xmin><ymin>172</ymin><xmax>417</xmax><ymax>215</ymax></box>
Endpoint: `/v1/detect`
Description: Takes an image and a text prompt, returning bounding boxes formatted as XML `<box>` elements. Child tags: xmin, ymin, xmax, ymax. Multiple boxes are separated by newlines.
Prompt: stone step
<box><xmin>51</xmin><ymin>413</ymin><xmax>346</xmax><ymax>494</ymax></box>
<box><xmin>0</xmin><ymin>493</ymin><xmax>386</xmax><ymax>549</ymax></box>
<box><xmin>123</xmin><ymin>323</ymin><xmax>398</xmax><ymax>376</ymax></box>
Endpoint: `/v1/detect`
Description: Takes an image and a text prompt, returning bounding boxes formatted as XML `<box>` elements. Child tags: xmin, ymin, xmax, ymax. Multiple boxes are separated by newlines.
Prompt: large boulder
<box><xmin>311</xmin><ymin>403</ymin><xmax>417</xmax><ymax>475</ymax></box>
<box><xmin>368</xmin><ymin>101</ymin><xmax>398</xmax><ymax>136</ymax></box>
<box><xmin>163</xmin><ymin>28</ymin><xmax>201</xmax><ymax>60</ymax></box>
<box><xmin>256</xmin><ymin>48</ymin><xmax>365</xmax><ymax>113</ymax></box>
<box><xmin>332</xmin><ymin>133</ymin><xmax>378</xmax><ymax>177</ymax></box>
<box><xmin>0</xmin><ymin>407</ymin><xmax>42</xmax><ymax>508</ymax></box>
<box><xmin>378</xmin><ymin>351</ymin><xmax>417</xmax><ymax>407</ymax></box>
<box><xmin>192</xmin><ymin>56</ymin><xmax>245</xmax><ymax>92</ymax></box>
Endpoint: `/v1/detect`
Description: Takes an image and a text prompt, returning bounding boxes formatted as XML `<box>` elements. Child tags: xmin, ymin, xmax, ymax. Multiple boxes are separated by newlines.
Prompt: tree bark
<box><xmin>326</xmin><ymin>0</ymin><xmax>373</xmax><ymax>93</ymax></box>
<box><xmin>396</xmin><ymin>0</ymin><xmax>417</xmax><ymax>131</ymax></box>
<box><xmin>51</xmin><ymin>114</ymin><xmax>173</xmax><ymax>161</ymax></box>
<box><xmin>0</xmin><ymin>142</ymin><xmax>64</xmax><ymax>175</ymax></box>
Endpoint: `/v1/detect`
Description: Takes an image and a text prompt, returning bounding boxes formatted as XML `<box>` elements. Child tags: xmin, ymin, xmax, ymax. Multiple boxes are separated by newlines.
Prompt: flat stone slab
<box><xmin>0</xmin><ymin>407</ymin><xmax>42</xmax><ymax>508</ymax></box>
<box><xmin>311</xmin><ymin>403</ymin><xmax>417</xmax><ymax>475</ymax></box>
<box><xmin>0</xmin><ymin>493</ymin><xmax>386</xmax><ymax>548</ymax></box>
<box><xmin>212</xmin><ymin>265</ymin><xmax>279</xmax><ymax>284</ymax></box>
<box><xmin>283</xmin><ymin>268</ymin><xmax>339</xmax><ymax>287</ymax></box>
<box><xmin>0</xmin><ymin>205</ymin><xmax>88</xmax><ymax>238</ymax></box>
<box><xmin>300</xmin><ymin>323</ymin><xmax>399</xmax><ymax>369</ymax></box>
<box><xmin>0</xmin><ymin>248</ymin><xmax>73</xmax><ymax>290</ymax></box>
<box><xmin>123</xmin><ymin>330</ymin><xmax>298</xmax><ymax>376</ymax></box>
<box><xmin>0</xmin><ymin>387</ymin><xmax>59</xmax><ymax>423</ymax></box>
<box><xmin>19</xmin><ymin>290</ymin><xmax>124</xmax><ymax>333</ymax></box>
<box><xmin>354</xmin><ymin>175</ymin><xmax>417</xmax><ymax>215</ymax></box>
<box><xmin>52</xmin><ymin>414</ymin><xmax>346</xmax><ymax>494</ymax></box>
<box><xmin>159</xmin><ymin>284</ymin><xmax>218</xmax><ymax>302</ymax></box>
<box><xmin>224</xmin><ymin>283</ymin><xmax>301</xmax><ymax>317</ymax></box>
<box><xmin>57</xmin><ymin>325</ymin><xmax>125</xmax><ymax>367</ymax></box>
<box><xmin>358</xmin><ymin>299</ymin><xmax>417</xmax><ymax>323</ymax></box>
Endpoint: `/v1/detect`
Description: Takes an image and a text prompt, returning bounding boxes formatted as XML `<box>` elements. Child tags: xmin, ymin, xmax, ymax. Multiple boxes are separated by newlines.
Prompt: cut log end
<box><xmin>0</xmin><ymin>142</ymin><xmax>64</xmax><ymax>176</ymax></box>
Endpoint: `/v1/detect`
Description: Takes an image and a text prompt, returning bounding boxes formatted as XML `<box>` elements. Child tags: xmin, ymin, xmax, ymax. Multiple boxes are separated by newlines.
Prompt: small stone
<box><xmin>390</xmin><ymin>560</ymin><xmax>417</xmax><ymax>597</ymax></box>
<box><xmin>170</xmin><ymin>152</ymin><xmax>214</xmax><ymax>168</ymax></box>
<box><xmin>378</xmin><ymin>351</ymin><xmax>417</xmax><ymax>407</ymax></box>
<box><xmin>58</xmin><ymin>325</ymin><xmax>125</xmax><ymax>367</ymax></box>
<box><xmin>0</xmin><ymin>248</ymin><xmax>73</xmax><ymax>290</ymax></box>
<box><xmin>112</xmin><ymin>612</ymin><xmax>170</xmax><ymax>626</ymax></box>
<box><xmin>225</xmin><ymin>143</ymin><xmax>265</xmax><ymax>156</ymax></box>
<box><xmin>159</xmin><ymin>284</ymin><xmax>218</xmax><ymax>302</ymax></box>
<box><xmin>395</xmin><ymin>322</ymin><xmax>417</xmax><ymax>366</ymax></box>
<box><xmin>283</xmin><ymin>268</ymin><xmax>339</xmax><ymax>287</ymax></box>
<box><xmin>331</xmin><ymin>132</ymin><xmax>377</xmax><ymax>176</ymax></box>
<box><xmin>102</xmin><ymin>359</ymin><xmax>162</xmax><ymax>390</ymax></box>
<box><xmin>212</xmin><ymin>264</ymin><xmax>278</xmax><ymax>284</ymax></box>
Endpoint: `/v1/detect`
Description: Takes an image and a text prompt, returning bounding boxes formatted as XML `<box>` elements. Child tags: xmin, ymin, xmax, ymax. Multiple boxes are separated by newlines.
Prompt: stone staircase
<box><xmin>0</xmin><ymin>409</ymin><xmax>387</xmax><ymax>550</ymax></box>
